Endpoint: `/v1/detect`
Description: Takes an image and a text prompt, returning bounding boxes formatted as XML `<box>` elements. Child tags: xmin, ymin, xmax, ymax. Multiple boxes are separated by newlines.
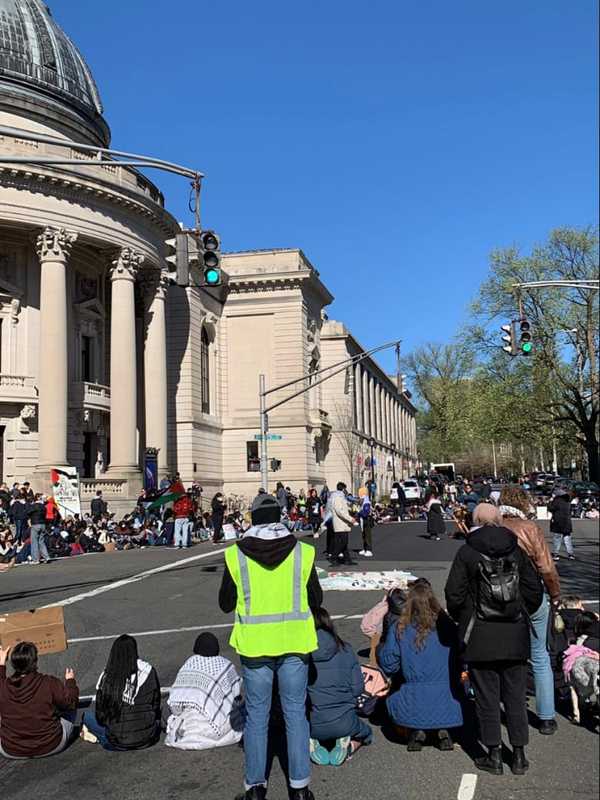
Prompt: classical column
<box><xmin>354</xmin><ymin>363</ymin><xmax>363</xmax><ymax>432</ymax></box>
<box><xmin>107</xmin><ymin>248</ymin><xmax>144</xmax><ymax>475</ymax></box>
<box><xmin>143</xmin><ymin>271</ymin><xmax>169</xmax><ymax>475</ymax></box>
<box><xmin>36</xmin><ymin>227</ymin><xmax>78</xmax><ymax>470</ymax></box>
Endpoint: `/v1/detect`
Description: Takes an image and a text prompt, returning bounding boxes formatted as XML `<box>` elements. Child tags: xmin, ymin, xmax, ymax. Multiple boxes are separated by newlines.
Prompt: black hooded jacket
<box><xmin>218</xmin><ymin>529</ymin><xmax>323</xmax><ymax>614</ymax></box>
<box><xmin>445</xmin><ymin>524</ymin><xmax>543</xmax><ymax>662</ymax></box>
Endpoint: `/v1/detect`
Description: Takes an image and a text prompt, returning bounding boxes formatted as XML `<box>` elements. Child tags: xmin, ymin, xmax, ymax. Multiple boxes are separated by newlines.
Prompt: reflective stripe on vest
<box><xmin>236</xmin><ymin>543</ymin><xmax>312</xmax><ymax>625</ymax></box>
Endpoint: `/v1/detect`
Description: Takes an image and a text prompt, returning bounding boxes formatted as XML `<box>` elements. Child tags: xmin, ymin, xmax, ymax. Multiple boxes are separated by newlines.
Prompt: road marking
<box><xmin>67</xmin><ymin>613</ymin><xmax>365</xmax><ymax>644</ymax></box>
<box><xmin>43</xmin><ymin>548</ymin><xmax>228</xmax><ymax>609</ymax></box>
<box><xmin>457</xmin><ymin>774</ymin><xmax>477</xmax><ymax>800</ymax></box>
<box><xmin>583</xmin><ymin>599</ymin><xmax>599</xmax><ymax>604</ymax></box>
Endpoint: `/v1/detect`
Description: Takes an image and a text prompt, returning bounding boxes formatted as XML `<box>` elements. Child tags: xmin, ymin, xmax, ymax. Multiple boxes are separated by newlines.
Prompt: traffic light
<box><xmin>270</xmin><ymin>458</ymin><xmax>282</xmax><ymax>472</ymax></box>
<box><xmin>165</xmin><ymin>231</ymin><xmax>189</xmax><ymax>286</ymax></box>
<box><xmin>519</xmin><ymin>319</ymin><xmax>533</xmax><ymax>355</ymax></box>
<box><xmin>199</xmin><ymin>230</ymin><xmax>222</xmax><ymax>287</ymax></box>
<box><xmin>501</xmin><ymin>321</ymin><xmax>517</xmax><ymax>356</ymax></box>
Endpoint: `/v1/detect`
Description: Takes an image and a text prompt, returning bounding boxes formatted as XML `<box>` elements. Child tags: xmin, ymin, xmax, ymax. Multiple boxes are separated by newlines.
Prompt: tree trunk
<box><xmin>584</xmin><ymin>430</ymin><xmax>599</xmax><ymax>483</ymax></box>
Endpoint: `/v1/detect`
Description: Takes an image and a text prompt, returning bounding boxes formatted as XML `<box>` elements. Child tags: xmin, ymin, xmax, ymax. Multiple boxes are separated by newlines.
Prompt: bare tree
<box><xmin>330</xmin><ymin>399</ymin><xmax>362</xmax><ymax>492</ymax></box>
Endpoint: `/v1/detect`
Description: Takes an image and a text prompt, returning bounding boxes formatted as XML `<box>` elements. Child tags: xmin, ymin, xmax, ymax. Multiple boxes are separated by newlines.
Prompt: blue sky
<box><xmin>56</xmin><ymin>0</ymin><xmax>598</xmax><ymax>372</ymax></box>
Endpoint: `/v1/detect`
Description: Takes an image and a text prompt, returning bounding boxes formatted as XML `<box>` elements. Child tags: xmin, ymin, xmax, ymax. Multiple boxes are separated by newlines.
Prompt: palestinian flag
<box><xmin>146</xmin><ymin>480</ymin><xmax>185</xmax><ymax>511</ymax></box>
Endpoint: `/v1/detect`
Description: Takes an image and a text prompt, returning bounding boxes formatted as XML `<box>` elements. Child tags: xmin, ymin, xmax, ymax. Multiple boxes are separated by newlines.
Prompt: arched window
<box><xmin>201</xmin><ymin>327</ymin><xmax>210</xmax><ymax>414</ymax></box>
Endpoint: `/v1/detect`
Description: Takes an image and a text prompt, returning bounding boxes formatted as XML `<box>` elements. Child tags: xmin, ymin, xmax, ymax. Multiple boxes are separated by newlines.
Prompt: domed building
<box><xmin>0</xmin><ymin>2</ymin><xmax>417</xmax><ymax>511</ymax></box>
<box><xmin>0</xmin><ymin>0</ymin><xmax>181</xmax><ymax>505</ymax></box>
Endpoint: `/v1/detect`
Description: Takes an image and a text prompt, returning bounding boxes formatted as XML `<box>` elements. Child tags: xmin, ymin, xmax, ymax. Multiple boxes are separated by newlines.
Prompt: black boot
<box><xmin>437</xmin><ymin>729</ymin><xmax>454</xmax><ymax>751</ymax></box>
<box><xmin>539</xmin><ymin>719</ymin><xmax>557</xmax><ymax>736</ymax></box>
<box><xmin>407</xmin><ymin>729</ymin><xmax>426</xmax><ymax>752</ymax></box>
<box><xmin>475</xmin><ymin>745</ymin><xmax>503</xmax><ymax>775</ymax></box>
<box><xmin>235</xmin><ymin>787</ymin><xmax>267</xmax><ymax>800</ymax></box>
<box><xmin>511</xmin><ymin>746</ymin><xmax>529</xmax><ymax>775</ymax></box>
<box><xmin>289</xmin><ymin>789</ymin><xmax>315</xmax><ymax>800</ymax></box>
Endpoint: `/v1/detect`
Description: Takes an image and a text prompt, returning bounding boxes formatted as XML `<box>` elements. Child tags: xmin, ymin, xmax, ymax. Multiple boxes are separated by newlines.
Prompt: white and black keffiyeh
<box><xmin>168</xmin><ymin>655</ymin><xmax>242</xmax><ymax>738</ymax></box>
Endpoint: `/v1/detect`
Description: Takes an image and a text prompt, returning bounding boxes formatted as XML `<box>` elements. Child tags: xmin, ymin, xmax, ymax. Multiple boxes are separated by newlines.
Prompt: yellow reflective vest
<box><xmin>225</xmin><ymin>541</ymin><xmax>318</xmax><ymax>658</ymax></box>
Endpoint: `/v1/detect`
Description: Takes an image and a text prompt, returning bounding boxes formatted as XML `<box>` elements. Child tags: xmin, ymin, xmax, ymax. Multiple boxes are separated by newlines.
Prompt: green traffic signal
<box><xmin>204</xmin><ymin>268</ymin><xmax>220</xmax><ymax>286</ymax></box>
<box><xmin>522</xmin><ymin>342</ymin><xmax>533</xmax><ymax>354</ymax></box>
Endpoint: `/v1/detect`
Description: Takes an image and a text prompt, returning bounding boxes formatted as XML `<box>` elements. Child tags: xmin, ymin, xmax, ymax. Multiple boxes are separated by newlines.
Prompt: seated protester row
<box><xmin>82</xmin><ymin>634</ymin><xmax>161</xmax><ymax>750</ymax></box>
<box><xmin>0</xmin><ymin>642</ymin><xmax>78</xmax><ymax>758</ymax></box>
<box><xmin>165</xmin><ymin>633</ymin><xmax>244</xmax><ymax>750</ymax></box>
<box><xmin>308</xmin><ymin>608</ymin><xmax>372</xmax><ymax>767</ymax></box>
<box><xmin>377</xmin><ymin>581</ymin><xmax>463</xmax><ymax>752</ymax></box>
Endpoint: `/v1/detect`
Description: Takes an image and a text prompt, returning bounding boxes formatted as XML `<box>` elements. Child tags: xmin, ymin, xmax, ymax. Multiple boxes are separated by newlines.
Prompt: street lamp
<box><xmin>390</xmin><ymin>443</ymin><xmax>397</xmax><ymax>482</ymax></box>
<box><xmin>368</xmin><ymin>437</ymin><xmax>376</xmax><ymax>498</ymax></box>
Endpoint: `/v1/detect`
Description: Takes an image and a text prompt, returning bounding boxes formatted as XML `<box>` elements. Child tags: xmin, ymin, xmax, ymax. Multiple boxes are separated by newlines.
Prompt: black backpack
<box><xmin>474</xmin><ymin>550</ymin><xmax>523</xmax><ymax>623</ymax></box>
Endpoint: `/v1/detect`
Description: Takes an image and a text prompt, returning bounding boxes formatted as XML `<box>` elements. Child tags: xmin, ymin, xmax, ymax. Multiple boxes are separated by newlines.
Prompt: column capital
<box><xmin>140</xmin><ymin>269</ymin><xmax>170</xmax><ymax>303</ymax></box>
<box><xmin>110</xmin><ymin>248</ymin><xmax>145</xmax><ymax>282</ymax></box>
<box><xmin>36</xmin><ymin>227</ymin><xmax>78</xmax><ymax>262</ymax></box>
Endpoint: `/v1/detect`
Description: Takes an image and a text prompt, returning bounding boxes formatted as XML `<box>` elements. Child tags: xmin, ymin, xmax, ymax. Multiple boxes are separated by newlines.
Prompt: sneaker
<box><xmin>567</xmin><ymin>555</ymin><xmax>576</xmax><ymax>561</ymax></box>
<box><xmin>235</xmin><ymin>788</ymin><xmax>267</xmax><ymax>800</ymax></box>
<box><xmin>363</xmin><ymin>551</ymin><xmax>373</xmax><ymax>558</ymax></box>
<box><xmin>552</xmin><ymin>555</ymin><xmax>560</xmax><ymax>561</ymax></box>
<box><xmin>539</xmin><ymin>719</ymin><xmax>557</xmax><ymax>735</ymax></box>
<box><xmin>358</xmin><ymin>550</ymin><xmax>366</xmax><ymax>556</ymax></box>
<box><xmin>329</xmin><ymin>735</ymin><xmax>351</xmax><ymax>766</ymax></box>
<box><xmin>310</xmin><ymin>738</ymin><xmax>330</xmax><ymax>766</ymax></box>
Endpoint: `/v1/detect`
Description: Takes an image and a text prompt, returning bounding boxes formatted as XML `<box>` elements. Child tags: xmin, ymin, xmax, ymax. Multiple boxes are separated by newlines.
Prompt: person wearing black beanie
<box><xmin>194</xmin><ymin>633</ymin><xmax>220</xmax><ymax>658</ymax></box>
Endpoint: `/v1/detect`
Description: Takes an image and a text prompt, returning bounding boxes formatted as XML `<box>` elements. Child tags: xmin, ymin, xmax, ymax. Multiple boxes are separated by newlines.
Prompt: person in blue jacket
<box><xmin>307</xmin><ymin>608</ymin><xmax>372</xmax><ymax>767</ymax></box>
<box><xmin>377</xmin><ymin>581</ymin><xmax>463</xmax><ymax>752</ymax></box>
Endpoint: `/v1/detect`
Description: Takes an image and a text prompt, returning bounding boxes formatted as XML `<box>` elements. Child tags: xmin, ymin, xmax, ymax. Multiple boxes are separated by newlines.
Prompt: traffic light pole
<box><xmin>258</xmin><ymin>339</ymin><xmax>402</xmax><ymax>492</ymax></box>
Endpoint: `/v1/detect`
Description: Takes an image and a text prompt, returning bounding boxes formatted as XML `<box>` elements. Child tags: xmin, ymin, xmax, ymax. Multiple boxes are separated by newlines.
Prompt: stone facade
<box><xmin>0</xmin><ymin>2</ymin><xmax>417</xmax><ymax>509</ymax></box>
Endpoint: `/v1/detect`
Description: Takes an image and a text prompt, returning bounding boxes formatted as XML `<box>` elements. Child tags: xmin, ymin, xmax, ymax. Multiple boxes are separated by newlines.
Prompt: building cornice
<box><xmin>0</xmin><ymin>162</ymin><xmax>177</xmax><ymax>239</ymax></box>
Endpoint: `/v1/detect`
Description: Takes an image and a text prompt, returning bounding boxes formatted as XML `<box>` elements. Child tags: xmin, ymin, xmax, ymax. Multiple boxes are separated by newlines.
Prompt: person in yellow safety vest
<box><xmin>219</xmin><ymin>493</ymin><xmax>322</xmax><ymax>800</ymax></box>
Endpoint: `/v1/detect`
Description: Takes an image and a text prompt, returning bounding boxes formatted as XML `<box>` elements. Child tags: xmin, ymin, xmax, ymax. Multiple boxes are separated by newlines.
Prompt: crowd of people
<box><xmin>0</xmin><ymin>479</ymin><xmax>598</xmax><ymax>799</ymax></box>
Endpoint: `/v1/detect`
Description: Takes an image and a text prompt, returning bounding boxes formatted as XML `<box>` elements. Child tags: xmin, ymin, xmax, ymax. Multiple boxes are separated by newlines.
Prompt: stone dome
<box><xmin>0</xmin><ymin>0</ymin><xmax>110</xmax><ymax>144</ymax></box>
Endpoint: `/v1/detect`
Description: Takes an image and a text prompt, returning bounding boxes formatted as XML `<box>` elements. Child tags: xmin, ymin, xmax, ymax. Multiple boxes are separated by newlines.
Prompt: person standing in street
<box><xmin>307</xmin><ymin>488</ymin><xmax>322</xmax><ymax>536</ymax></box>
<box><xmin>548</xmin><ymin>489</ymin><xmax>575</xmax><ymax>561</ymax></box>
<box><xmin>173</xmin><ymin>491</ymin><xmax>194</xmax><ymax>548</ymax></box>
<box><xmin>445</xmin><ymin>504</ymin><xmax>543</xmax><ymax>776</ymax></box>
<box><xmin>219</xmin><ymin>493</ymin><xmax>321</xmax><ymax>800</ymax></box>
<box><xmin>27</xmin><ymin>494</ymin><xmax>50</xmax><ymax>565</ymax></box>
<box><xmin>358</xmin><ymin>487</ymin><xmax>374</xmax><ymax>558</ymax></box>
<box><xmin>275</xmin><ymin>481</ymin><xmax>287</xmax><ymax>512</ymax></box>
<box><xmin>91</xmin><ymin>490</ymin><xmax>108</xmax><ymax>519</ymax></box>
<box><xmin>329</xmin><ymin>482</ymin><xmax>356</xmax><ymax>566</ymax></box>
<box><xmin>424</xmin><ymin>488</ymin><xmax>445</xmax><ymax>541</ymax></box>
<box><xmin>211</xmin><ymin>492</ymin><xmax>227</xmax><ymax>544</ymax></box>
<box><xmin>499</xmin><ymin>485</ymin><xmax>561</xmax><ymax>735</ymax></box>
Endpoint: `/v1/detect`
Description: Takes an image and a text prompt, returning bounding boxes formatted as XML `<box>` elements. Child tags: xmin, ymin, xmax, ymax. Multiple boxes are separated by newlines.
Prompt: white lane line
<box><xmin>67</xmin><ymin>613</ymin><xmax>365</xmax><ymax>645</ymax></box>
<box><xmin>457</xmin><ymin>774</ymin><xmax>477</xmax><ymax>800</ymax></box>
<box><xmin>583</xmin><ymin>599</ymin><xmax>599</xmax><ymax>604</ymax></box>
<box><xmin>42</xmin><ymin>548</ymin><xmax>227</xmax><ymax>609</ymax></box>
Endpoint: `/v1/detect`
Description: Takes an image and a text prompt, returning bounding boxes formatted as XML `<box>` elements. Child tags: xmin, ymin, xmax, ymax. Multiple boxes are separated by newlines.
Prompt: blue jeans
<box><xmin>30</xmin><ymin>524</ymin><xmax>49</xmax><ymax>563</ymax></box>
<box><xmin>552</xmin><ymin>533</ymin><xmax>573</xmax><ymax>556</ymax></box>
<box><xmin>174</xmin><ymin>518</ymin><xmax>191</xmax><ymax>547</ymax></box>
<box><xmin>82</xmin><ymin>710</ymin><xmax>114</xmax><ymax>750</ymax></box>
<box><xmin>529</xmin><ymin>594</ymin><xmax>555</xmax><ymax>721</ymax></box>
<box><xmin>241</xmin><ymin>656</ymin><xmax>310</xmax><ymax>791</ymax></box>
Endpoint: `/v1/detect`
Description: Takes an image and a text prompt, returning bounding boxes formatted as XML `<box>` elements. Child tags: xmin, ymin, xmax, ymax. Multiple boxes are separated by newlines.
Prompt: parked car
<box><xmin>572</xmin><ymin>481</ymin><xmax>600</xmax><ymax>499</ymax></box>
<box><xmin>401</xmin><ymin>480</ymin><xmax>422</xmax><ymax>503</ymax></box>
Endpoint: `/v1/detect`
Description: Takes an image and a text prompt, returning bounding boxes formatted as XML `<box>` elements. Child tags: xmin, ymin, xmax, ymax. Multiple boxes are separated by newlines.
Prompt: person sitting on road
<box><xmin>0</xmin><ymin>642</ymin><xmax>79</xmax><ymax>759</ymax></box>
<box><xmin>307</xmin><ymin>608</ymin><xmax>371</xmax><ymax>767</ymax></box>
<box><xmin>0</xmin><ymin>526</ymin><xmax>16</xmax><ymax>571</ymax></box>
<box><xmin>378</xmin><ymin>580</ymin><xmax>463</xmax><ymax>753</ymax></box>
<box><xmin>165</xmin><ymin>633</ymin><xmax>244</xmax><ymax>751</ymax></box>
<box><xmin>82</xmin><ymin>634</ymin><xmax>161</xmax><ymax>750</ymax></box>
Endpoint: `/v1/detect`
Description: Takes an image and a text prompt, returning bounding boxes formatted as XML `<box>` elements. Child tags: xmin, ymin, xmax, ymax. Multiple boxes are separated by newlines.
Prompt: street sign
<box><xmin>254</xmin><ymin>434</ymin><xmax>283</xmax><ymax>441</ymax></box>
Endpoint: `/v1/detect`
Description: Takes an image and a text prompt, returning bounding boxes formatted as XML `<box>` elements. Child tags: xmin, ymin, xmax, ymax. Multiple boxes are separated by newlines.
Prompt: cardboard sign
<box><xmin>0</xmin><ymin>607</ymin><xmax>67</xmax><ymax>656</ymax></box>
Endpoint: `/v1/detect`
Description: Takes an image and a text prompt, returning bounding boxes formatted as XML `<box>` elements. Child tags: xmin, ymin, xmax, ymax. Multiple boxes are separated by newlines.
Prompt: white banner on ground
<box><xmin>51</xmin><ymin>467</ymin><xmax>81</xmax><ymax>518</ymax></box>
<box><xmin>320</xmin><ymin>570</ymin><xmax>418</xmax><ymax>591</ymax></box>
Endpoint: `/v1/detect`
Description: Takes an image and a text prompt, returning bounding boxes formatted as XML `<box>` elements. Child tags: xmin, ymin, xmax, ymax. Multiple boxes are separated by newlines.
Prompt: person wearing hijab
<box><xmin>165</xmin><ymin>633</ymin><xmax>244</xmax><ymax>750</ymax></box>
<box><xmin>445</xmin><ymin>502</ymin><xmax>543</xmax><ymax>776</ymax></box>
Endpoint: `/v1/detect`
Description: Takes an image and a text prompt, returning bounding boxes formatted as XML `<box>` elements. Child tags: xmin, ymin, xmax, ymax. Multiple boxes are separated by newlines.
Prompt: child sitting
<box><xmin>308</xmin><ymin>608</ymin><xmax>372</xmax><ymax>766</ymax></box>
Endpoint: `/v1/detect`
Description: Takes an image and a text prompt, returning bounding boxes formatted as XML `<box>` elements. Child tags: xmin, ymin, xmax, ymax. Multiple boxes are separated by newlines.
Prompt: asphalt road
<box><xmin>0</xmin><ymin>520</ymin><xmax>598</xmax><ymax>800</ymax></box>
